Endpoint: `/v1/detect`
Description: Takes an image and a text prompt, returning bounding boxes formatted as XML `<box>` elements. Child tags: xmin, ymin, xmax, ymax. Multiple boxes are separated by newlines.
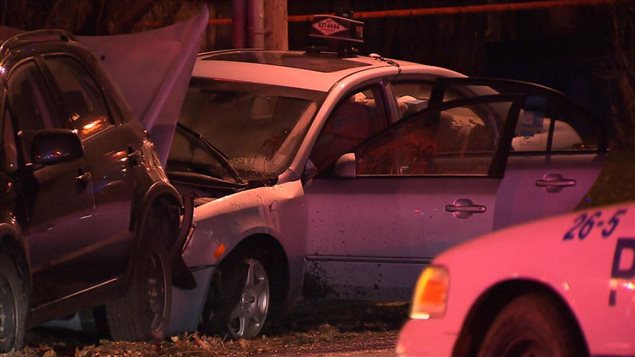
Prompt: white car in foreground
<box><xmin>397</xmin><ymin>201</ymin><xmax>635</xmax><ymax>356</ymax></box>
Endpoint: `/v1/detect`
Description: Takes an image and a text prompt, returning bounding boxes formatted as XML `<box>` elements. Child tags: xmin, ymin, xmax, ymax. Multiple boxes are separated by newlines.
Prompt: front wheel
<box><xmin>478</xmin><ymin>292</ymin><xmax>587</xmax><ymax>357</ymax></box>
<box><xmin>106</xmin><ymin>244</ymin><xmax>172</xmax><ymax>341</ymax></box>
<box><xmin>202</xmin><ymin>253</ymin><xmax>271</xmax><ymax>339</ymax></box>
<box><xmin>0</xmin><ymin>253</ymin><xmax>27</xmax><ymax>352</ymax></box>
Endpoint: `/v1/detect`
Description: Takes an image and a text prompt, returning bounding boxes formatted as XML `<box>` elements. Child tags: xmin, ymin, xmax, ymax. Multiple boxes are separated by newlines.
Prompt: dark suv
<box><xmin>0</xmin><ymin>30</ymin><xmax>191</xmax><ymax>351</ymax></box>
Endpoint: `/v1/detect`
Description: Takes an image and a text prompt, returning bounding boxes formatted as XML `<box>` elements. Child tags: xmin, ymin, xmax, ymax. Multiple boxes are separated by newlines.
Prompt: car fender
<box><xmin>168</xmin><ymin>180</ymin><xmax>306</xmax><ymax>334</ymax></box>
<box><xmin>129</xmin><ymin>180</ymin><xmax>196</xmax><ymax>287</ymax></box>
<box><xmin>130</xmin><ymin>180</ymin><xmax>181</xmax><ymax>231</ymax></box>
<box><xmin>0</xmin><ymin>221</ymin><xmax>29</xmax><ymax>277</ymax></box>
<box><xmin>191</xmin><ymin>180</ymin><xmax>305</xmax><ymax>242</ymax></box>
<box><xmin>189</xmin><ymin>180</ymin><xmax>306</xmax><ymax>286</ymax></box>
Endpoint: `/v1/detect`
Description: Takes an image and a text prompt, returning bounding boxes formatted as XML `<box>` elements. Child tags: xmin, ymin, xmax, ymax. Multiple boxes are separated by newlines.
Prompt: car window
<box><xmin>391</xmin><ymin>81</ymin><xmax>433</xmax><ymax>121</ymax></box>
<box><xmin>434</xmin><ymin>79</ymin><xmax>602</xmax><ymax>154</ymax></box>
<box><xmin>512</xmin><ymin>95</ymin><xmax>599</xmax><ymax>153</ymax></box>
<box><xmin>44</xmin><ymin>56</ymin><xmax>113</xmax><ymax>139</ymax></box>
<box><xmin>6</xmin><ymin>60</ymin><xmax>59</xmax><ymax>163</ymax></box>
<box><xmin>310</xmin><ymin>86</ymin><xmax>387</xmax><ymax>174</ymax></box>
<box><xmin>356</xmin><ymin>98</ymin><xmax>514</xmax><ymax>176</ymax></box>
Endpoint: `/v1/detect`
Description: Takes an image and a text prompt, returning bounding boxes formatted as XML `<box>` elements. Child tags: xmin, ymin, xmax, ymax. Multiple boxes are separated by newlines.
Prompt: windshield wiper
<box><xmin>177</xmin><ymin>122</ymin><xmax>245</xmax><ymax>184</ymax></box>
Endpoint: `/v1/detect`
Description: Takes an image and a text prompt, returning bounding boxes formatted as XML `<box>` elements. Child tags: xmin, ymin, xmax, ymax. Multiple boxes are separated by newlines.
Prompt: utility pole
<box><xmin>248</xmin><ymin>0</ymin><xmax>264</xmax><ymax>48</ymax></box>
<box><xmin>232</xmin><ymin>0</ymin><xmax>246</xmax><ymax>48</ymax></box>
<box><xmin>264</xmin><ymin>0</ymin><xmax>287</xmax><ymax>50</ymax></box>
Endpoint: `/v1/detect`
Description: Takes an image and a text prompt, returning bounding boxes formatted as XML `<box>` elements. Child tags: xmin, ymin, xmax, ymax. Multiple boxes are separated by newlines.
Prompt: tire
<box><xmin>106</xmin><ymin>243</ymin><xmax>172</xmax><ymax>342</ymax></box>
<box><xmin>0</xmin><ymin>252</ymin><xmax>27</xmax><ymax>353</ymax></box>
<box><xmin>478</xmin><ymin>292</ymin><xmax>587</xmax><ymax>357</ymax></box>
<box><xmin>202</xmin><ymin>251</ymin><xmax>271</xmax><ymax>339</ymax></box>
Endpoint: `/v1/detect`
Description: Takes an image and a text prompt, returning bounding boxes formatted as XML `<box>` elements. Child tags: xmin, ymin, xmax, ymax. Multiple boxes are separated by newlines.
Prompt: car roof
<box><xmin>193</xmin><ymin>49</ymin><xmax>454</xmax><ymax>92</ymax></box>
<box><xmin>0</xmin><ymin>30</ymin><xmax>93</xmax><ymax>70</ymax></box>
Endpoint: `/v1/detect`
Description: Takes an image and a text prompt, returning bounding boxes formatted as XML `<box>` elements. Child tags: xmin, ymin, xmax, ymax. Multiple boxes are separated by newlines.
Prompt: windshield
<box><xmin>170</xmin><ymin>77</ymin><xmax>325</xmax><ymax>181</ymax></box>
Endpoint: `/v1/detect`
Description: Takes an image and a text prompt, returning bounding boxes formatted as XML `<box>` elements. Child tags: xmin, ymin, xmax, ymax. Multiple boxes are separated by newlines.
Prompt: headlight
<box><xmin>410</xmin><ymin>265</ymin><xmax>449</xmax><ymax>319</ymax></box>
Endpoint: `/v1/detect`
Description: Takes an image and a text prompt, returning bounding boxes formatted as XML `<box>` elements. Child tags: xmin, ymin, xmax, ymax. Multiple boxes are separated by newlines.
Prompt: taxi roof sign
<box><xmin>309</xmin><ymin>15</ymin><xmax>364</xmax><ymax>44</ymax></box>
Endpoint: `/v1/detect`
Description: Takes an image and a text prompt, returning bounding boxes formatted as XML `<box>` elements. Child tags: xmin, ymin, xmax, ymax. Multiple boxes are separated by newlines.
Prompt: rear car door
<box><xmin>303</xmin><ymin>82</ymin><xmax>521</xmax><ymax>300</ymax></box>
<box><xmin>6</xmin><ymin>58</ymin><xmax>97</xmax><ymax>305</ymax></box>
<box><xmin>432</xmin><ymin>78</ymin><xmax>607</xmax><ymax>229</ymax></box>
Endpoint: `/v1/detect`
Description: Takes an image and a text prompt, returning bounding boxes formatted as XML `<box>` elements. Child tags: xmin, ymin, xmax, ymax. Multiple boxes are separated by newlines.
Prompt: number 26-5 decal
<box><xmin>563</xmin><ymin>209</ymin><xmax>628</xmax><ymax>241</ymax></box>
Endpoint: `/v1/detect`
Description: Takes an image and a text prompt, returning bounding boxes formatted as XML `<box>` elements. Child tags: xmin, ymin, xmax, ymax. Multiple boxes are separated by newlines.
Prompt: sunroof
<box><xmin>202</xmin><ymin>51</ymin><xmax>371</xmax><ymax>73</ymax></box>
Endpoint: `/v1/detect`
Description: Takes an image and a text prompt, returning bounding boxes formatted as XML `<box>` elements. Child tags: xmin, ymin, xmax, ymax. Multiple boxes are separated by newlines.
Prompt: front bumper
<box><xmin>168</xmin><ymin>265</ymin><xmax>216</xmax><ymax>335</ymax></box>
<box><xmin>396</xmin><ymin>318</ymin><xmax>458</xmax><ymax>356</ymax></box>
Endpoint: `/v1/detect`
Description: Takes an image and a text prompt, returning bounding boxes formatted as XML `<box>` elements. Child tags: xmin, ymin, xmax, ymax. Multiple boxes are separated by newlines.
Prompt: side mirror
<box><xmin>31</xmin><ymin>129</ymin><xmax>83</xmax><ymax>165</ymax></box>
<box><xmin>334</xmin><ymin>152</ymin><xmax>356</xmax><ymax>178</ymax></box>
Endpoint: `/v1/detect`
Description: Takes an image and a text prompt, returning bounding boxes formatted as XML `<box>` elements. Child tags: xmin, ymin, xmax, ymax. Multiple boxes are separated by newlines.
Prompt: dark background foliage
<box><xmin>1</xmin><ymin>0</ymin><xmax>633</xmax><ymax>149</ymax></box>
<box><xmin>0</xmin><ymin>3</ymin><xmax>633</xmax><ymax>355</ymax></box>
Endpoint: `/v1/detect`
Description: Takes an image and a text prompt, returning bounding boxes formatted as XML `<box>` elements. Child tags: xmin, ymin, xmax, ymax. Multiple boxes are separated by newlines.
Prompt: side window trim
<box><xmin>378</xmin><ymin>79</ymin><xmax>402</xmax><ymax>126</ymax></box>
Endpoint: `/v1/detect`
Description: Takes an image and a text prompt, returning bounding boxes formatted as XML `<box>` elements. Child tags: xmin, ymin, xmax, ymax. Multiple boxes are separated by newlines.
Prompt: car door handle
<box><xmin>535</xmin><ymin>173</ymin><xmax>576</xmax><ymax>193</ymax></box>
<box><xmin>445</xmin><ymin>198</ymin><xmax>487</xmax><ymax>219</ymax></box>
<box><xmin>127</xmin><ymin>145</ymin><xmax>141</xmax><ymax>166</ymax></box>
<box><xmin>75</xmin><ymin>170</ymin><xmax>91</xmax><ymax>191</ymax></box>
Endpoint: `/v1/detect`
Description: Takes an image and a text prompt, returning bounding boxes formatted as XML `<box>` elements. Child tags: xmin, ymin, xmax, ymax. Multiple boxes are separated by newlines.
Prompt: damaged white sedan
<box><xmin>166</xmin><ymin>16</ymin><xmax>607</xmax><ymax>338</ymax></box>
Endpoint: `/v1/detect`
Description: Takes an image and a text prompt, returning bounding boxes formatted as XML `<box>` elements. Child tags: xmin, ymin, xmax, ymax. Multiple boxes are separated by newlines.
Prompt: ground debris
<box><xmin>12</xmin><ymin>301</ymin><xmax>406</xmax><ymax>356</ymax></box>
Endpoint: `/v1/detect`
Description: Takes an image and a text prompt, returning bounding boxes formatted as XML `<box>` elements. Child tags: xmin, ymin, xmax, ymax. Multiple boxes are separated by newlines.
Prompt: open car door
<box><xmin>304</xmin><ymin>91</ymin><xmax>523</xmax><ymax>300</ymax></box>
<box><xmin>429</xmin><ymin>78</ymin><xmax>608</xmax><ymax>228</ymax></box>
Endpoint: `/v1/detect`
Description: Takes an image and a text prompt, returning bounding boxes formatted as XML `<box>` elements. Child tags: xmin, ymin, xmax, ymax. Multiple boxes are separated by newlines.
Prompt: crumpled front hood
<box><xmin>0</xmin><ymin>7</ymin><xmax>208</xmax><ymax>165</ymax></box>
